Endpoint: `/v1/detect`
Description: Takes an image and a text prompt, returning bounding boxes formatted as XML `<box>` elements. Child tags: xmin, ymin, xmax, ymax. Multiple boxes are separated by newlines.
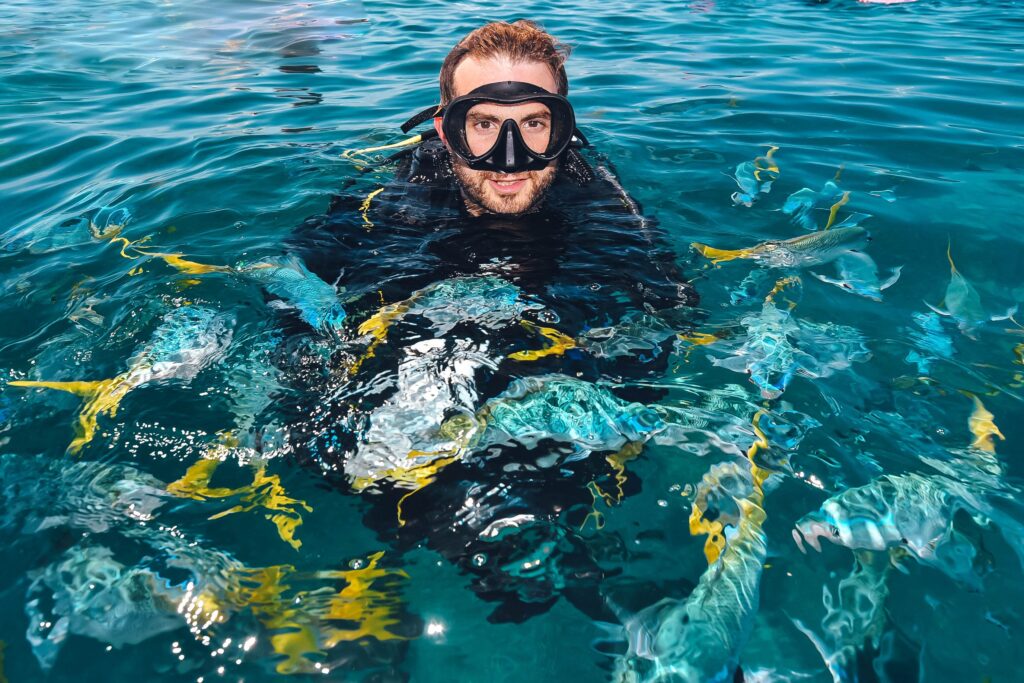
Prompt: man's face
<box><xmin>436</xmin><ymin>57</ymin><xmax>560</xmax><ymax>216</ymax></box>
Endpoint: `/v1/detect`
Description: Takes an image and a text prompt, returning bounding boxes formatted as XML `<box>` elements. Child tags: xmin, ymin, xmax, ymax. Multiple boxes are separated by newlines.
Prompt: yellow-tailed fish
<box><xmin>692</xmin><ymin>224</ymin><xmax>869</xmax><ymax>268</ymax></box>
<box><xmin>9</xmin><ymin>306</ymin><xmax>232</xmax><ymax>453</ymax></box>
<box><xmin>926</xmin><ymin>241</ymin><xmax>1018</xmax><ymax>338</ymax></box>
<box><xmin>965</xmin><ymin>392</ymin><xmax>1004</xmax><ymax>453</ymax></box>
<box><xmin>731</xmin><ymin>146</ymin><xmax>779</xmax><ymax>207</ymax></box>
<box><xmin>168</xmin><ymin>454</ymin><xmax>313</xmax><ymax>550</ymax></box>
<box><xmin>614</xmin><ymin>486</ymin><xmax>767</xmax><ymax>683</ymax></box>
<box><xmin>782</xmin><ymin>179</ymin><xmax>844</xmax><ymax>230</ymax></box>
<box><xmin>149</xmin><ymin>252</ymin><xmax>346</xmax><ymax>334</ymax></box>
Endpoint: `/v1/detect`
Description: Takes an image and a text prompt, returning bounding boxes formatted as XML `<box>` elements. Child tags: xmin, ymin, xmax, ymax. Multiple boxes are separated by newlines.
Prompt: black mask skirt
<box><xmin>401</xmin><ymin>81</ymin><xmax>577</xmax><ymax>174</ymax></box>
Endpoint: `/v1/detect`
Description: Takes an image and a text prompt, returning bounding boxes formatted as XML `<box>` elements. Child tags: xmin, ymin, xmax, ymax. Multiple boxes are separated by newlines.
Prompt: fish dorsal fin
<box><xmin>947</xmin><ymin>238</ymin><xmax>959</xmax><ymax>275</ymax></box>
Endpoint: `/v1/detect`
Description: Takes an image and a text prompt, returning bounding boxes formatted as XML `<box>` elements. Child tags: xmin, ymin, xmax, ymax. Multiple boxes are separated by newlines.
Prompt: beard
<box><xmin>452</xmin><ymin>161</ymin><xmax>558</xmax><ymax>216</ymax></box>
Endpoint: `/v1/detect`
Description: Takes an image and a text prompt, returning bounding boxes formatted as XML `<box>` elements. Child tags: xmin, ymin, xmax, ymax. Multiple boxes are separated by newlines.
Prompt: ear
<box><xmin>433</xmin><ymin>117</ymin><xmax>447</xmax><ymax>146</ymax></box>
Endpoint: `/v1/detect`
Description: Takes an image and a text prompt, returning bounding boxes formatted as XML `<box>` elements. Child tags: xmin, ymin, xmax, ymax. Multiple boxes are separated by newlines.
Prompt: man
<box><xmin>430</xmin><ymin>20</ymin><xmax>572</xmax><ymax>216</ymax></box>
<box><xmin>286</xmin><ymin>20</ymin><xmax>698</xmax><ymax>625</ymax></box>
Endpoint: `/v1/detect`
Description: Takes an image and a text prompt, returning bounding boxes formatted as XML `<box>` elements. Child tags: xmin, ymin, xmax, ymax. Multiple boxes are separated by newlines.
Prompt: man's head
<box><xmin>434</xmin><ymin>21</ymin><xmax>572</xmax><ymax>216</ymax></box>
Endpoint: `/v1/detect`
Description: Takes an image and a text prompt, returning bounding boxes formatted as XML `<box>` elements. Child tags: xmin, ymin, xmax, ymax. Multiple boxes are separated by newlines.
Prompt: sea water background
<box><xmin>1</xmin><ymin>0</ymin><xmax>1023</xmax><ymax>680</ymax></box>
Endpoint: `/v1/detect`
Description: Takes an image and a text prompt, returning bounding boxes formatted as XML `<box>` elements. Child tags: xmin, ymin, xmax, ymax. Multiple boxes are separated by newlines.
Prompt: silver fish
<box><xmin>239</xmin><ymin>256</ymin><xmax>346</xmax><ymax>334</ymax></box>
<box><xmin>474</xmin><ymin>374</ymin><xmax>666</xmax><ymax>456</ymax></box>
<box><xmin>783</xmin><ymin>180</ymin><xmax>844</xmax><ymax>231</ymax></box>
<box><xmin>926</xmin><ymin>243</ymin><xmax>1017</xmax><ymax>338</ymax></box>
<box><xmin>731</xmin><ymin>147</ymin><xmax>779</xmax><ymax>207</ymax></box>
<box><xmin>10</xmin><ymin>306</ymin><xmax>234</xmax><ymax>453</ymax></box>
<box><xmin>793</xmin><ymin>472</ymin><xmax>1024</xmax><ymax>587</ymax></box>
<box><xmin>711</xmin><ymin>300</ymin><xmax>869</xmax><ymax>399</ymax></box>
<box><xmin>812</xmin><ymin>251</ymin><xmax>902</xmax><ymax>301</ymax></box>
<box><xmin>614</xmin><ymin>496</ymin><xmax>767</xmax><ymax>682</ymax></box>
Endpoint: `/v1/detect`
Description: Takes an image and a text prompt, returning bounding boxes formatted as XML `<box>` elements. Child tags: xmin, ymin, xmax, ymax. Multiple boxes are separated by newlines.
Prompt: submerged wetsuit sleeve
<box><xmin>285</xmin><ymin>191</ymin><xmax>443</xmax><ymax>313</ymax></box>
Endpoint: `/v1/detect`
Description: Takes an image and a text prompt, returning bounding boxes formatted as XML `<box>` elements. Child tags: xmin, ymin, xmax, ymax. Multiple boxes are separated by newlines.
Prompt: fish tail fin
<box><xmin>8</xmin><ymin>379</ymin><xmax>107</xmax><ymax>397</ymax></box>
<box><xmin>991</xmin><ymin>304</ymin><xmax>1019</xmax><ymax>322</ymax></box>
<box><xmin>9</xmin><ymin>378</ymin><xmax>122</xmax><ymax>453</ymax></box>
<box><xmin>946</xmin><ymin>237</ymin><xmax>958</xmax><ymax>274</ymax></box>
<box><xmin>691</xmin><ymin>242</ymin><xmax>749</xmax><ymax>263</ymax></box>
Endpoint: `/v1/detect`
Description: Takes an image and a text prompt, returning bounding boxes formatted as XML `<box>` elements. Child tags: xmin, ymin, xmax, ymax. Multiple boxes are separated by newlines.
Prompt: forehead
<box><xmin>452</xmin><ymin>56</ymin><xmax>558</xmax><ymax>98</ymax></box>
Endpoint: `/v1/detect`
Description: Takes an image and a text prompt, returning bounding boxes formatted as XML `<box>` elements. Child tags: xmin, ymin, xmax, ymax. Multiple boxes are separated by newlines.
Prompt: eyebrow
<box><xmin>466</xmin><ymin>108</ymin><xmax>552</xmax><ymax>124</ymax></box>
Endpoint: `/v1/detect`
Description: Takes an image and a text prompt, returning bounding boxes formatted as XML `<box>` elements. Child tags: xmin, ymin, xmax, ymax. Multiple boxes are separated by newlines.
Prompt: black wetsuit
<box><xmin>286</xmin><ymin>138</ymin><xmax>698</xmax><ymax>623</ymax></box>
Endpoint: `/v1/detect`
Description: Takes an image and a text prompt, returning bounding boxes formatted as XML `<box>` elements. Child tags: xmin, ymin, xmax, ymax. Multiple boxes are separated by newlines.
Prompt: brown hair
<box><xmin>439</xmin><ymin>20</ymin><xmax>571</xmax><ymax>104</ymax></box>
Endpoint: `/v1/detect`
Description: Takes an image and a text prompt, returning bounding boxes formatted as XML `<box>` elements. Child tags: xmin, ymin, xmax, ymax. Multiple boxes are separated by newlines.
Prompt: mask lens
<box><xmin>464</xmin><ymin>102</ymin><xmax>554</xmax><ymax>156</ymax></box>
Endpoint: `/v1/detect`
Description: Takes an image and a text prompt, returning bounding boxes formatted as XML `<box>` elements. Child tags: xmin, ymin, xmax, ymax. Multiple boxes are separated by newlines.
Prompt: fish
<box><xmin>338</xmin><ymin>277</ymin><xmax>532</xmax><ymax>490</ymax></box>
<box><xmin>966</xmin><ymin>392</ymin><xmax>1004</xmax><ymax>454</ymax></box>
<box><xmin>812</xmin><ymin>251</ymin><xmax>902</xmax><ymax>301</ymax></box>
<box><xmin>148</xmin><ymin>252</ymin><xmax>346</xmax><ymax>335</ymax></box>
<box><xmin>0</xmin><ymin>454</ymin><xmax>169</xmax><ymax>536</ymax></box>
<box><xmin>731</xmin><ymin>146</ymin><xmax>779</xmax><ymax>207</ymax></box>
<box><xmin>579</xmin><ymin>310</ymin><xmax>684</xmax><ymax>360</ymax></box>
<box><xmin>472</xmin><ymin>374</ymin><xmax>667</xmax><ymax>457</ymax></box>
<box><xmin>692</xmin><ymin>225</ymin><xmax>869</xmax><ymax>269</ymax></box>
<box><xmin>5</xmin><ymin>454</ymin><xmax>407</xmax><ymax>673</ymax></box>
<box><xmin>782</xmin><ymin>179</ymin><xmax>845</xmax><ymax>231</ymax></box>
<box><xmin>2</xmin><ymin>206</ymin><xmax>137</xmax><ymax>254</ymax></box>
<box><xmin>926</xmin><ymin>242</ymin><xmax>1017</xmax><ymax>338</ymax></box>
<box><xmin>613</xmin><ymin>493</ymin><xmax>767</xmax><ymax>682</ymax></box>
<box><xmin>9</xmin><ymin>305</ymin><xmax>233</xmax><ymax>453</ymax></box>
<box><xmin>793</xmin><ymin>472</ymin><xmax>1024</xmax><ymax>587</ymax></box>
<box><xmin>237</xmin><ymin>257</ymin><xmax>347</xmax><ymax>334</ymax></box>
<box><xmin>710</xmin><ymin>295</ymin><xmax>869</xmax><ymax>399</ymax></box>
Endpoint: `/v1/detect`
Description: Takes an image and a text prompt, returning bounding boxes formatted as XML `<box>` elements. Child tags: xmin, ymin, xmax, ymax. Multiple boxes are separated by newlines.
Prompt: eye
<box><xmin>830</xmin><ymin>525</ymin><xmax>840</xmax><ymax>537</ymax></box>
<box><xmin>474</xmin><ymin>121</ymin><xmax>495</xmax><ymax>131</ymax></box>
<box><xmin>523</xmin><ymin>119</ymin><xmax>548</xmax><ymax>130</ymax></box>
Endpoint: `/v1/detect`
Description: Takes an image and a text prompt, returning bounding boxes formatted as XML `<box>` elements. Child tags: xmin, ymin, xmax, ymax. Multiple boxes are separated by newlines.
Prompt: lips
<box><xmin>488</xmin><ymin>176</ymin><xmax>528</xmax><ymax>195</ymax></box>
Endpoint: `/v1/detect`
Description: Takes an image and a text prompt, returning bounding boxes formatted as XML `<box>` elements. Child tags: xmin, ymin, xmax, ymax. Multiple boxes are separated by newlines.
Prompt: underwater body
<box><xmin>2</xmin><ymin>1</ymin><xmax>1024</xmax><ymax>682</ymax></box>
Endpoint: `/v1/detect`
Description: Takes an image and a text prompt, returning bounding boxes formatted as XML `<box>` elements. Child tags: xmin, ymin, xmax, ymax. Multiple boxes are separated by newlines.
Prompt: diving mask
<box><xmin>442</xmin><ymin>81</ymin><xmax>576</xmax><ymax>173</ymax></box>
<box><xmin>402</xmin><ymin>81</ymin><xmax>579</xmax><ymax>174</ymax></box>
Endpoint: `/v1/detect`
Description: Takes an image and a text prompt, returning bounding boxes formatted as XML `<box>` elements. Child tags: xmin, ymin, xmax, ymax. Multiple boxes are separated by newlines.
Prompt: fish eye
<box><xmin>830</xmin><ymin>525</ymin><xmax>840</xmax><ymax>537</ymax></box>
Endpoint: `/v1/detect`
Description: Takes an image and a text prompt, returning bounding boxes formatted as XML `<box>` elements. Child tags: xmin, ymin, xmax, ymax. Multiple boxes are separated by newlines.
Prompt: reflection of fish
<box><xmin>731</xmin><ymin>147</ymin><xmax>779</xmax><ymax>207</ymax></box>
<box><xmin>692</xmin><ymin>225</ymin><xmax>868</xmax><ymax>268</ymax></box>
<box><xmin>793</xmin><ymin>552</ymin><xmax>891</xmax><ymax>683</ymax></box>
<box><xmin>614</xmin><ymin>495</ymin><xmax>766</xmax><ymax>682</ymax></box>
<box><xmin>793</xmin><ymin>472</ymin><xmax>1024</xmax><ymax>587</ymax></box>
<box><xmin>26</xmin><ymin>545</ymin><xmax>188</xmax><ymax>668</ymax></box>
<box><xmin>783</xmin><ymin>180</ymin><xmax>844</xmax><ymax>231</ymax></box>
<box><xmin>926</xmin><ymin>242</ymin><xmax>1017</xmax><ymax>338</ymax></box>
<box><xmin>812</xmin><ymin>251</ymin><xmax>902</xmax><ymax>301</ymax></box>
<box><xmin>904</xmin><ymin>311</ymin><xmax>953</xmax><ymax>375</ymax></box>
<box><xmin>10</xmin><ymin>306</ymin><xmax>233</xmax><ymax>453</ymax></box>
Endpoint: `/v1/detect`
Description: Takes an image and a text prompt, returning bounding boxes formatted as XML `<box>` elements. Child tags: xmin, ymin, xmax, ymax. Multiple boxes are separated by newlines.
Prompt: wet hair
<box><xmin>439</xmin><ymin>20</ymin><xmax>571</xmax><ymax>104</ymax></box>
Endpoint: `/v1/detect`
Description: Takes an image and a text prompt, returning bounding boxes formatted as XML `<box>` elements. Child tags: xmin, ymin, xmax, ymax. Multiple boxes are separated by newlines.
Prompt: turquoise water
<box><xmin>2</xmin><ymin>0</ymin><xmax>1024</xmax><ymax>680</ymax></box>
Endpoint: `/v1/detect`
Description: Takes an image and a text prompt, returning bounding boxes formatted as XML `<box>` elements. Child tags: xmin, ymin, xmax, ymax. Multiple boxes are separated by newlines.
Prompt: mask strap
<box><xmin>401</xmin><ymin>104</ymin><xmax>444</xmax><ymax>133</ymax></box>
